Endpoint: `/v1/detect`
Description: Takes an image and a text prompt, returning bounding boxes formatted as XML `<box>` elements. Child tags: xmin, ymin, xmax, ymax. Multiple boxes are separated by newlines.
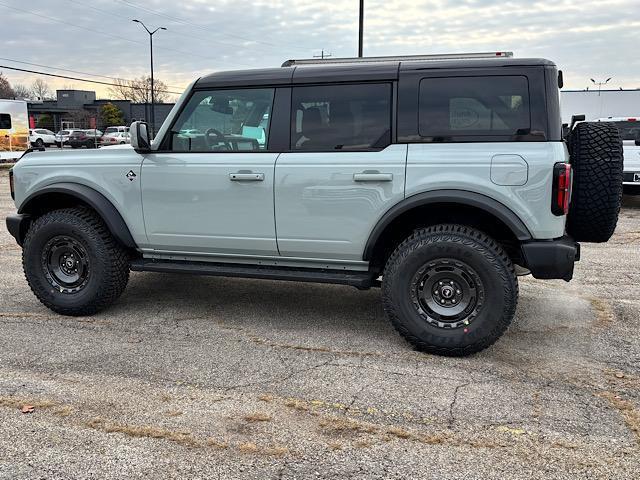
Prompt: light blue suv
<box><xmin>6</xmin><ymin>54</ymin><xmax>624</xmax><ymax>356</ymax></box>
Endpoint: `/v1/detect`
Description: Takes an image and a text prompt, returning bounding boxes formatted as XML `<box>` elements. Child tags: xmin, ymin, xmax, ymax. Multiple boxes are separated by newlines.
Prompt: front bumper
<box><xmin>521</xmin><ymin>236</ymin><xmax>579</xmax><ymax>282</ymax></box>
<box><xmin>6</xmin><ymin>214</ymin><xmax>31</xmax><ymax>246</ymax></box>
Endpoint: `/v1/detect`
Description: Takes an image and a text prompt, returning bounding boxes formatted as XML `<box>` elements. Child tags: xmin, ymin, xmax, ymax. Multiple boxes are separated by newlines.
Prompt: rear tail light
<box><xmin>552</xmin><ymin>162</ymin><xmax>572</xmax><ymax>216</ymax></box>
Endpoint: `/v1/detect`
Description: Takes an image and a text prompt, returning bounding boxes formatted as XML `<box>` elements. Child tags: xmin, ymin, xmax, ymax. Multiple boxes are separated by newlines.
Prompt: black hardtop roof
<box><xmin>194</xmin><ymin>58</ymin><xmax>555</xmax><ymax>89</ymax></box>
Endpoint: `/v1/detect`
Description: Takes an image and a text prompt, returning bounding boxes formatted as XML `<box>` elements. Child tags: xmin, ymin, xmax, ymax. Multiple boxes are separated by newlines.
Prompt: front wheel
<box><xmin>382</xmin><ymin>224</ymin><xmax>518</xmax><ymax>356</ymax></box>
<box><xmin>22</xmin><ymin>207</ymin><xmax>130</xmax><ymax>316</ymax></box>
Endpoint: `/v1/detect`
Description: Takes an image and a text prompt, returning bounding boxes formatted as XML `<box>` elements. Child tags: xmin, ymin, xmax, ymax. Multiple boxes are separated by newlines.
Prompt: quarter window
<box><xmin>419</xmin><ymin>76</ymin><xmax>531</xmax><ymax>140</ymax></box>
<box><xmin>168</xmin><ymin>88</ymin><xmax>275</xmax><ymax>152</ymax></box>
<box><xmin>0</xmin><ymin>114</ymin><xmax>11</xmax><ymax>129</ymax></box>
<box><xmin>291</xmin><ymin>83</ymin><xmax>391</xmax><ymax>151</ymax></box>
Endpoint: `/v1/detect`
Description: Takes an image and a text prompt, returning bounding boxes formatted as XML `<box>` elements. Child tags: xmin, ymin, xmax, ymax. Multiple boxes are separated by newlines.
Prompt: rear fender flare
<box><xmin>363</xmin><ymin>190</ymin><xmax>532</xmax><ymax>260</ymax></box>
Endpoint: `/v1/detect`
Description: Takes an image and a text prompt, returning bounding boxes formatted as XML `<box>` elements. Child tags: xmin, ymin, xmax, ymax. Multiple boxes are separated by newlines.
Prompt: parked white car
<box><xmin>100</xmin><ymin>132</ymin><xmax>131</xmax><ymax>146</ymax></box>
<box><xmin>103</xmin><ymin>126</ymin><xmax>129</xmax><ymax>136</ymax></box>
<box><xmin>29</xmin><ymin>129</ymin><xmax>56</xmax><ymax>147</ymax></box>
<box><xmin>594</xmin><ymin>117</ymin><xmax>640</xmax><ymax>190</ymax></box>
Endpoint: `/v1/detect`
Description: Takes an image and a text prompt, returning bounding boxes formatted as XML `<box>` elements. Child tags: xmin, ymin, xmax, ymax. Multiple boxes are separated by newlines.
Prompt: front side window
<box><xmin>291</xmin><ymin>83</ymin><xmax>391</xmax><ymax>151</ymax></box>
<box><xmin>168</xmin><ymin>88</ymin><xmax>275</xmax><ymax>152</ymax></box>
<box><xmin>0</xmin><ymin>114</ymin><xmax>11</xmax><ymax>129</ymax></box>
<box><xmin>419</xmin><ymin>76</ymin><xmax>531</xmax><ymax>140</ymax></box>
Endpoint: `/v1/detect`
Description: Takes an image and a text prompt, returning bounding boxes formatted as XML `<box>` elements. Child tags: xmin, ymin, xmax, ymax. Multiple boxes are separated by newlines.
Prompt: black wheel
<box><xmin>22</xmin><ymin>208</ymin><xmax>130</xmax><ymax>316</ymax></box>
<box><xmin>567</xmin><ymin>122</ymin><xmax>623</xmax><ymax>242</ymax></box>
<box><xmin>382</xmin><ymin>224</ymin><xmax>518</xmax><ymax>357</ymax></box>
<box><xmin>34</xmin><ymin>138</ymin><xmax>44</xmax><ymax>148</ymax></box>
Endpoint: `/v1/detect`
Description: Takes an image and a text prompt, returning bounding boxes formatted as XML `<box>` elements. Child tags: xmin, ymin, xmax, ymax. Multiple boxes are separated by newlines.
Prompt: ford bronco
<box><xmin>6</xmin><ymin>53</ymin><xmax>624</xmax><ymax>356</ymax></box>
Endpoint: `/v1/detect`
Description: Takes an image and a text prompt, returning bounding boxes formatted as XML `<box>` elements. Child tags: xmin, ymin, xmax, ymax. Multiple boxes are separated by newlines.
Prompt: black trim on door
<box><xmin>268</xmin><ymin>87</ymin><xmax>292</xmax><ymax>152</ymax></box>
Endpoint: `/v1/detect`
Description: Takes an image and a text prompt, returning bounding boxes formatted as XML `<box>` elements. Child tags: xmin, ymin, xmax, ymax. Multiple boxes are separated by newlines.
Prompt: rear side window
<box><xmin>419</xmin><ymin>76</ymin><xmax>530</xmax><ymax>141</ymax></box>
<box><xmin>0</xmin><ymin>114</ymin><xmax>11</xmax><ymax>129</ymax></box>
<box><xmin>291</xmin><ymin>83</ymin><xmax>391</xmax><ymax>151</ymax></box>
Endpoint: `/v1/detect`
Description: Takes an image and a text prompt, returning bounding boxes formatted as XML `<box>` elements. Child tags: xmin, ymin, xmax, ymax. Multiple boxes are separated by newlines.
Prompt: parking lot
<box><xmin>0</xmin><ymin>167</ymin><xmax>638</xmax><ymax>479</ymax></box>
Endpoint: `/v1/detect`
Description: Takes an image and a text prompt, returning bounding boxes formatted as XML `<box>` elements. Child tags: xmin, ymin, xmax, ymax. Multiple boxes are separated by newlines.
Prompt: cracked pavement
<box><xmin>0</xmin><ymin>169</ymin><xmax>639</xmax><ymax>479</ymax></box>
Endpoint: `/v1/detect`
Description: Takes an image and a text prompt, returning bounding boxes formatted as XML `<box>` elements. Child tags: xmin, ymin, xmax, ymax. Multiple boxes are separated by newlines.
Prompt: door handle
<box><xmin>229</xmin><ymin>172</ymin><xmax>264</xmax><ymax>181</ymax></box>
<box><xmin>353</xmin><ymin>172</ymin><xmax>393</xmax><ymax>182</ymax></box>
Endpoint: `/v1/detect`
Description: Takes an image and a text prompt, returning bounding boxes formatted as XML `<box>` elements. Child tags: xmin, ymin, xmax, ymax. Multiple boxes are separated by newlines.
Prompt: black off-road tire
<box><xmin>22</xmin><ymin>207</ymin><xmax>130</xmax><ymax>316</ymax></box>
<box><xmin>382</xmin><ymin>224</ymin><xmax>518</xmax><ymax>357</ymax></box>
<box><xmin>567</xmin><ymin>122</ymin><xmax>623</xmax><ymax>242</ymax></box>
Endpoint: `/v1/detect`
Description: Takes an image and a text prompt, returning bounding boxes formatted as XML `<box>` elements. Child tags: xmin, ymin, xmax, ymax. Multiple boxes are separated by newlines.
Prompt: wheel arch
<box><xmin>364</xmin><ymin>190</ymin><xmax>532</xmax><ymax>268</ymax></box>
<box><xmin>18</xmin><ymin>183</ymin><xmax>137</xmax><ymax>249</ymax></box>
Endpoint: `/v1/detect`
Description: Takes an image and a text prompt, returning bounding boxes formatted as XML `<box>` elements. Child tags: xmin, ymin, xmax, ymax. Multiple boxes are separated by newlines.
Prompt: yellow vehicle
<box><xmin>0</xmin><ymin>99</ymin><xmax>29</xmax><ymax>162</ymax></box>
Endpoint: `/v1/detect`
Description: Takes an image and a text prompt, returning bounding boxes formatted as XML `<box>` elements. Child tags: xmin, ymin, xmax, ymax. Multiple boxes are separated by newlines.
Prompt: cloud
<box><xmin>0</xmin><ymin>0</ymin><xmax>638</xmax><ymax>97</ymax></box>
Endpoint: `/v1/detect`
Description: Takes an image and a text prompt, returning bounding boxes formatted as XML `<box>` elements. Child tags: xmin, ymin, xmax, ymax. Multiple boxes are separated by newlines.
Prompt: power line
<box><xmin>0</xmin><ymin>64</ymin><xmax>184</xmax><ymax>95</ymax></box>
<box><xmin>0</xmin><ymin>1</ymin><xmax>254</xmax><ymax>68</ymax></box>
<box><xmin>0</xmin><ymin>56</ymin><xmax>186</xmax><ymax>90</ymax></box>
<box><xmin>114</xmin><ymin>0</ymin><xmax>316</xmax><ymax>53</ymax></box>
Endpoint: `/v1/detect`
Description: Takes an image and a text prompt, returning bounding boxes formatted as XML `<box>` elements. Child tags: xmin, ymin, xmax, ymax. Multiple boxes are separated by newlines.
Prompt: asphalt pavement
<box><xmin>0</xmin><ymin>169</ymin><xmax>639</xmax><ymax>479</ymax></box>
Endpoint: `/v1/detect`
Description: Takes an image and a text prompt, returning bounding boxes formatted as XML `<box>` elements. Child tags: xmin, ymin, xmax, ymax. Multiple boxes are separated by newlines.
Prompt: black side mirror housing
<box><xmin>130</xmin><ymin>121</ymin><xmax>151</xmax><ymax>152</ymax></box>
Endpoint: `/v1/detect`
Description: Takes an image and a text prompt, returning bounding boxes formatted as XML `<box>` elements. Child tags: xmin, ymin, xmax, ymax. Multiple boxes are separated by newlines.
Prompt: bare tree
<box><xmin>31</xmin><ymin>79</ymin><xmax>53</xmax><ymax>100</ymax></box>
<box><xmin>0</xmin><ymin>72</ymin><xmax>16</xmax><ymax>99</ymax></box>
<box><xmin>108</xmin><ymin>75</ymin><xmax>169</xmax><ymax>103</ymax></box>
<box><xmin>13</xmin><ymin>83</ymin><xmax>31</xmax><ymax>99</ymax></box>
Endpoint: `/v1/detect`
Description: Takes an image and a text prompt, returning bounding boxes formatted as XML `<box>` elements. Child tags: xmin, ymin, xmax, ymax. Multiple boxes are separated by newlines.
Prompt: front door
<box><xmin>141</xmin><ymin>87</ymin><xmax>279</xmax><ymax>256</ymax></box>
<box><xmin>275</xmin><ymin>83</ymin><xmax>406</xmax><ymax>262</ymax></box>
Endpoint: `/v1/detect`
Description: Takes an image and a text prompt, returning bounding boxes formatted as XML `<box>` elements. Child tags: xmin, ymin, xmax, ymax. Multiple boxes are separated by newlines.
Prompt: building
<box><xmin>561</xmin><ymin>89</ymin><xmax>640</xmax><ymax>123</ymax></box>
<box><xmin>27</xmin><ymin>89</ymin><xmax>174</xmax><ymax>132</ymax></box>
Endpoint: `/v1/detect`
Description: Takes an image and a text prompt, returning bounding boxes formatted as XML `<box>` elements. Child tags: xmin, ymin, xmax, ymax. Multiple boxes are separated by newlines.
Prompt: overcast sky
<box><xmin>1</xmin><ymin>0</ymin><xmax>639</xmax><ymax>100</ymax></box>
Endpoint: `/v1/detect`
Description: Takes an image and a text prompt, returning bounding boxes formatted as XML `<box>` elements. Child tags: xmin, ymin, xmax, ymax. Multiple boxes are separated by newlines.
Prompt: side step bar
<box><xmin>130</xmin><ymin>259</ymin><xmax>377</xmax><ymax>289</ymax></box>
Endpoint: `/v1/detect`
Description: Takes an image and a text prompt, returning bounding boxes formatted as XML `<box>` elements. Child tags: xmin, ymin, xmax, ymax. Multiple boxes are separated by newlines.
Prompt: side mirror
<box><xmin>130</xmin><ymin>121</ymin><xmax>151</xmax><ymax>152</ymax></box>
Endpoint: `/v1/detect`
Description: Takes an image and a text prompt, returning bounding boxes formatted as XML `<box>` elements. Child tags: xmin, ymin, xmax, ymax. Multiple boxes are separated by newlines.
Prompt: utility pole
<box><xmin>133</xmin><ymin>19</ymin><xmax>166</xmax><ymax>137</ymax></box>
<box><xmin>313</xmin><ymin>50</ymin><xmax>332</xmax><ymax>60</ymax></box>
<box><xmin>358</xmin><ymin>0</ymin><xmax>364</xmax><ymax>57</ymax></box>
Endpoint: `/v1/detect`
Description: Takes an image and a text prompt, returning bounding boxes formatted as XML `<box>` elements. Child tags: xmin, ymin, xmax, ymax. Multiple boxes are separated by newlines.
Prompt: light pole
<box><xmin>590</xmin><ymin>77</ymin><xmax>611</xmax><ymax>96</ymax></box>
<box><xmin>358</xmin><ymin>0</ymin><xmax>364</xmax><ymax>57</ymax></box>
<box><xmin>133</xmin><ymin>19</ymin><xmax>166</xmax><ymax>136</ymax></box>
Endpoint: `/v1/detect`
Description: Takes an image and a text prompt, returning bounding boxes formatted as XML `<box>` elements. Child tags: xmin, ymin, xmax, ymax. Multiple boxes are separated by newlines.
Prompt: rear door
<box><xmin>274</xmin><ymin>82</ymin><xmax>406</xmax><ymax>261</ymax></box>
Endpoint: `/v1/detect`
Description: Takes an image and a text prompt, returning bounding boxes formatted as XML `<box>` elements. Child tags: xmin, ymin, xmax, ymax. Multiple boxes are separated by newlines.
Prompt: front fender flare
<box><xmin>363</xmin><ymin>189</ymin><xmax>532</xmax><ymax>261</ymax></box>
<box><xmin>18</xmin><ymin>183</ymin><xmax>137</xmax><ymax>249</ymax></box>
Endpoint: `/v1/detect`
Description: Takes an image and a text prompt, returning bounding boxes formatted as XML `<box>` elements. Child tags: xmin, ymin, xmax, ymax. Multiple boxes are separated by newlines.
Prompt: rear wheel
<box><xmin>22</xmin><ymin>208</ymin><xmax>130</xmax><ymax>316</ymax></box>
<box><xmin>382</xmin><ymin>224</ymin><xmax>518</xmax><ymax>356</ymax></box>
<box><xmin>34</xmin><ymin>138</ymin><xmax>44</xmax><ymax>148</ymax></box>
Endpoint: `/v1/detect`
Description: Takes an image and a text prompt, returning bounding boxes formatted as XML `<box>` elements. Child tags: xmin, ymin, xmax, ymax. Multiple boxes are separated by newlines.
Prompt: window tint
<box><xmin>611</xmin><ymin>121</ymin><xmax>640</xmax><ymax>141</ymax></box>
<box><xmin>0</xmin><ymin>114</ymin><xmax>11</xmax><ymax>129</ymax></box>
<box><xmin>419</xmin><ymin>76</ymin><xmax>530</xmax><ymax>140</ymax></box>
<box><xmin>169</xmin><ymin>88</ymin><xmax>274</xmax><ymax>152</ymax></box>
<box><xmin>291</xmin><ymin>83</ymin><xmax>391</xmax><ymax>151</ymax></box>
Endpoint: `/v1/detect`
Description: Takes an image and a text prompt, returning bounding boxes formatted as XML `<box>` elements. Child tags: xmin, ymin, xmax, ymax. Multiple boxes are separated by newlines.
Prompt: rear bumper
<box><xmin>6</xmin><ymin>214</ymin><xmax>31</xmax><ymax>246</ymax></box>
<box><xmin>521</xmin><ymin>236</ymin><xmax>579</xmax><ymax>282</ymax></box>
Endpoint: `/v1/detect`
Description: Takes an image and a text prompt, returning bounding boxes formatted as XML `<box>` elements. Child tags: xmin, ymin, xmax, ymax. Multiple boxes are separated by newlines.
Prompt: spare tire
<box><xmin>566</xmin><ymin>122</ymin><xmax>623</xmax><ymax>243</ymax></box>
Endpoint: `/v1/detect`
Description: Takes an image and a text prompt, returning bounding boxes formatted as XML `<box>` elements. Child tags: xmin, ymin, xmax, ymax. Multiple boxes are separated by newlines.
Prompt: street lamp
<box><xmin>133</xmin><ymin>19</ymin><xmax>166</xmax><ymax>136</ymax></box>
<box><xmin>590</xmin><ymin>77</ymin><xmax>611</xmax><ymax>96</ymax></box>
